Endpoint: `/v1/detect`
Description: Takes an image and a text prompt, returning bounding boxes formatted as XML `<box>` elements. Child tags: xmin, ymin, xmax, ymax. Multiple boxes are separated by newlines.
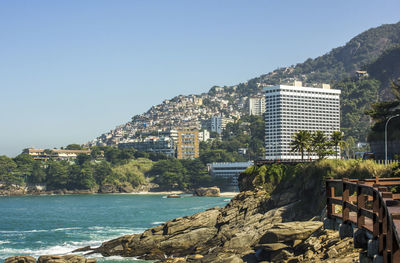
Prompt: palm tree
<box><xmin>330</xmin><ymin>131</ymin><xmax>345</xmax><ymax>159</ymax></box>
<box><xmin>312</xmin><ymin>130</ymin><xmax>331</xmax><ymax>159</ymax></box>
<box><xmin>290</xmin><ymin>130</ymin><xmax>311</xmax><ymax>160</ymax></box>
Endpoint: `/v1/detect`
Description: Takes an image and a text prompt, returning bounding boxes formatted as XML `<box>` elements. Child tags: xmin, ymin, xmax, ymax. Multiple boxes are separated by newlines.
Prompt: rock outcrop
<box><xmin>193</xmin><ymin>187</ymin><xmax>220</xmax><ymax>197</ymax></box>
<box><xmin>84</xmin><ymin>188</ymin><xmax>318</xmax><ymax>262</ymax></box>
<box><xmin>4</xmin><ymin>255</ymin><xmax>96</xmax><ymax>263</ymax></box>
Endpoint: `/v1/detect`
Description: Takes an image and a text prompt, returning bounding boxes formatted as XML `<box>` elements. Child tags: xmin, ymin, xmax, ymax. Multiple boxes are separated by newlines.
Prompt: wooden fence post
<box><xmin>373</xmin><ymin>188</ymin><xmax>380</xmax><ymax>238</ymax></box>
<box><xmin>357</xmin><ymin>181</ymin><xmax>366</xmax><ymax>228</ymax></box>
<box><xmin>343</xmin><ymin>178</ymin><xmax>349</xmax><ymax>222</ymax></box>
<box><xmin>326</xmin><ymin>178</ymin><xmax>335</xmax><ymax>218</ymax></box>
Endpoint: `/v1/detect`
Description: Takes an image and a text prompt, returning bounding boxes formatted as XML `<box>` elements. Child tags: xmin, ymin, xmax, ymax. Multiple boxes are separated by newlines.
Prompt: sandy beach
<box><xmin>128</xmin><ymin>191</ymin><xmax>239</xmax><ymax>197</ymax></box>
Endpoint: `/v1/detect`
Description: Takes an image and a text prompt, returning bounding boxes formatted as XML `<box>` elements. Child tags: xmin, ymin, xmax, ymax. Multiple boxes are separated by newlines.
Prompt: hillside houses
<box><xmin>86</xmin><ymin>87</ymin><xmax>246</xmax><ymax>147</ymax></box>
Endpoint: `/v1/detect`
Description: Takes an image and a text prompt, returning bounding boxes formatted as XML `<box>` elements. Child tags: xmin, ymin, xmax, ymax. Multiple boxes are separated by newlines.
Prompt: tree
<box><xmin>343</xmin><ymin>136</ymin><xmax>356</xmax><ymax>159</ymax></box>
<box><xmin>46</xmin><ymin>161</ymin><xmax>69</xmax><ymax>189</ymax></box>
<box><xmin>311</xmin><ymin>131</ymin><xmax>333</xmax><ymax>159</ymax></box>
<box><xmin>199</xmin><ymin>149</ymin><xmax>235</xmax><ymax>165</ymax></box>
<box><xmin>0</xmin><ymin>156</ymin><xmax>19</xmax><ymax>184</ymax></box>
<box><xmin>181</xmin><ymin>159</ymin><xmax>211</xmax><ymax>188</ymax></box>
<box><xmin>94</xmin><ymin>161</ymin><xmax>112</xmax><ymax>186</ymax></box>
<box><xmin>30</xmin><ymin>162</ymin><xmax>46</xmax><ymax>184</ymax></box>
<box><xmin>76</xmin><ymin>154</ymin><xmax>91</xmax><ymax>165</ymax></box>
<box><xmin>65</xmin><ymin>144</ymin><xmax>83</xmax><ymax>150</ymax></box>
<box><xmin>290</xmin><ymin>131</ymin><xmax>311</xmax><ymax>160</ymax></box>
<box><xmin>330</xmin><ymin>131</ymin><xmax>346</xmax><ymax>159</ymax></box>
<box><xmin>148</xmin><ymin>159</ymin><xmax>187</xmax><ymax>190</ymax></box>
<box><xmin>69</xmin><ymin>163</ymin><xmax>96</xmax><ymax>190</ymax></box>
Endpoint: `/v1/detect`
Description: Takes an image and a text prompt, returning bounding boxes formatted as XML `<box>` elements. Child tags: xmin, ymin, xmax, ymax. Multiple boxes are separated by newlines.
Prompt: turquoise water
<box><xmin>0</xmin><ymin>194</ymin><xmax>231</xmax><ymax>263</ymax></box>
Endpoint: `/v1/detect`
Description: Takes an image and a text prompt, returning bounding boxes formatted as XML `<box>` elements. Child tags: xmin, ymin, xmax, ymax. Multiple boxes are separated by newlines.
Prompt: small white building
<box><xmin>198</xmin><ymin>130</ymin><xmax>210</xmax><ymax>142</ymax></box>
<box><xmin>249</xmin><ymin>97</ymin><xmax>266</xmax><ymax>116</ymax></box>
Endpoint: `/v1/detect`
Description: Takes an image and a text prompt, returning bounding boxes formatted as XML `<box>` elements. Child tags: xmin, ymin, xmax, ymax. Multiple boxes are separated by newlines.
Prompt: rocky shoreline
<box><xmin>75</xmin><ymin>187</ymin><xmax>359</xmax><ymax>263</ymax></box>
<box><xmin>3</xmin><ymin>169</ymin><xmax>360</xmax><ymax>262</ymax></box>
<box><xmin>0</xmin><ymin>185</ymin><xmax>230</xmax><ymax>197</ymax></box>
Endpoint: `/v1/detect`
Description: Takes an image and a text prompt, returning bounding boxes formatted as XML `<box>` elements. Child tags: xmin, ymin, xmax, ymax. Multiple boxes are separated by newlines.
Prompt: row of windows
<box><xmin>266</xmin><ymin>95</ymin><xmax>339</xmax><ymax>99</ymax></box>
<box><xmin>266</xmin><ymin>98</ymin><xmax>339</xmax><ymax>103</ymax></box>
<box><xmin>265</xmin><ymin>89</ymin><xmax>339</xmax><ymax>95</ymax></box>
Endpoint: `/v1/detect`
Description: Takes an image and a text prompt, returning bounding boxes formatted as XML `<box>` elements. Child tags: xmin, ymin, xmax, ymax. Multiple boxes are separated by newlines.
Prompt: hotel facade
<box><xmin>264</xmin><ymin>83</ymin><xmax>341</xmax><ymax>160</ymax></box>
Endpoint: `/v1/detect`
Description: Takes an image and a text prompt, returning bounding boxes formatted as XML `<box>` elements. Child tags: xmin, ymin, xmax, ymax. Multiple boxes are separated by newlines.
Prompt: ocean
<box><xmin>0</xmin><ymin>194</ymin><xmax>231</xmax><ymax>263</ymax></box>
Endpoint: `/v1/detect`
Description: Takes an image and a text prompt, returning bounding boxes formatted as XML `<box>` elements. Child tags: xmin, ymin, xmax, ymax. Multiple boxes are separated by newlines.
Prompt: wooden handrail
<box><xmin>326</xmin><ymin>177</ymin><xmax>400</xmax><ymax>263</ymax></box>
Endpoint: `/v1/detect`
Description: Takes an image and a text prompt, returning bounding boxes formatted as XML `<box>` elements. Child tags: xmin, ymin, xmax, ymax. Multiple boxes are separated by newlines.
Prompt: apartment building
<box><xmin>118</xmin><ymin>136</ymin><xmax>175</xmax><ymax>157</ymax></box>
<box><xmin>249</xmin><ymin>96</ymin><xmax>266</xmax><ymax>116</ymax></box>
<box><xmin>176</xmin><ymin>130</ymin><xmax>199</xmax><ymax>159</ymax></box>
<box><xmin>264</xmin><ymin>83</ymin><xmax>341</xmax><ymax>160</ymax></box>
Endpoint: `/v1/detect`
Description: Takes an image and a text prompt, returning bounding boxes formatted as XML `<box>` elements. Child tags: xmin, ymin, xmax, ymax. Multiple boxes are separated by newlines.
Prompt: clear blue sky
<box><xmin>1</xmin><ymin>1</ymin><xmax>399</xmax><ymax>157</ymax></box>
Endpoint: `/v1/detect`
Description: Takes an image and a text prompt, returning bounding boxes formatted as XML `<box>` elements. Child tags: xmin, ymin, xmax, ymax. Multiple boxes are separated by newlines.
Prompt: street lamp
<box><xmin>385</xmin><ymin>114</ymin><xmax>400</xmax><ymax>164</ymax></box>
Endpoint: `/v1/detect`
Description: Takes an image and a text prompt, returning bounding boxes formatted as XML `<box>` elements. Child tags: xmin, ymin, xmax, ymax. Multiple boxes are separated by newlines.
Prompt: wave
<box><xmin>0</xmin><ymin>229</ymin><xmax>48</xmax><ymax>233</ymax></box>
<box><xmin>53</xmin><ymin>227</ymin><xmax>82</xmax><ymax>231</ymax></box>
<box><xmin>87</xmin><ymin>226</ymin><xmax>145</xmax><ymax>234</ymax></box>
<box><xmin>0</xmin><ymin>240</ymin><xmax>10</xmax><ymax>245</ymax></box>
<box><xmin>87</xmin><ymin>253</ymin><xmax>142</xmax><ymax>261</ymax></box>
<box><xmin>0</xmin><ymin>243</ymin><xmax>79</xmax><ymax>257</ymax></box>
<box><xmin>224</xmin><ymin>199</ymin><xmax>231</xmax><ymax>202</ymax></box>
<box><xmin>151</xmin><ymin>222</ymin><xmax>164</xmax><ymax>225</ymax></box>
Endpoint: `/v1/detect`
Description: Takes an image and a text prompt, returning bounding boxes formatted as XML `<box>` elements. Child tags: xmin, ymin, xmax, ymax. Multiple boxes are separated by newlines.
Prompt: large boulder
<box><xmin>193</xmin><ymin>187</ymin><xmax>220</xmax><ymax>197</ymax></box>
<box><xmin>4</xmin><ymin>256</ymin><xmax>36</xmax><ymax>263</ymax></box>
<box><xmin>37</xmin><ymin>255</ymin><xmax>96</xmax><ymax>263</ymax></box>
<box><xmin>99</xmin><ymin>184</ymin><xmax>117</xmax><ymax>193</ymax></box>
<box><xmin>259</xmin><ymin>221</ymin><xmax>323</xmax><ymax>244</ymax></box>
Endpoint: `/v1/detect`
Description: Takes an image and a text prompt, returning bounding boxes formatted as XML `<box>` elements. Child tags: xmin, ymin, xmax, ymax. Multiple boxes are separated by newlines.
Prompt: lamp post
<box><xmin>385</xmin><ymin>114</ymin><xmax>400</xmax><ymax>164</ymax></box>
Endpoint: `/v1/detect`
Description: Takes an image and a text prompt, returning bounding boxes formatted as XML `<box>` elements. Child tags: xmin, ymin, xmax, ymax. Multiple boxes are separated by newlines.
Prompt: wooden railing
<box><xmin>326</xmin><ymin>177</ymin><xmax>400</xmax><ymax>263</ymax></box>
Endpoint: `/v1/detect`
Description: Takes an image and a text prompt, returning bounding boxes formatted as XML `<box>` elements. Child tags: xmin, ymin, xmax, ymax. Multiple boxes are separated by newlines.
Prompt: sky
<box><xmin>1</xmin><ymin>1</ymin><xmax>400</xmax><ymax>157</ymax></box>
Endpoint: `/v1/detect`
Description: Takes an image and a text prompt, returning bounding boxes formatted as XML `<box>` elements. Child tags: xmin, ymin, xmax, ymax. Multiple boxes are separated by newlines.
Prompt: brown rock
<box><xmin>4</xmin><ymin>255</ymin><xmax>36</xmax><ymax>263</ymax></box>
<box><xmin>259</xmin><ymin>221</ymin><xmax>323</xmax><ymax>243</ymax></box>
<box><xmin>99</xmin><ymin>184</ymin><xmax>117</xmax><ymax>193</ymax></box>
<box><xmin>193</xmin><ymin>187</ymin><xmax>220</xmax><ymax>197</ymax></box>
<box><xmin>37</xmin><ymin>255</ymin><xmax>96</xmax><ymax>263</ymax></box>
<box><xmin>255</xmin><ymin>243</ymin><xmax>289</xmax><ymax>252</ymax></box>
<box><xmin>38</xmin><ymin>255</ymin><xmax>66</xmax><ymax>263</ymax></box>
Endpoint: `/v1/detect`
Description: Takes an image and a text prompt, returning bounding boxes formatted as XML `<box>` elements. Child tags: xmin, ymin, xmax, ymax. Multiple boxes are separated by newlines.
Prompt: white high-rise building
<box><xmin>264</xmin><ymin>84</ymin><xmax>341</xmax><ymax>160</ymax></box>
<box><xmin>249</xmin><ymin>97</ymin><xmax>266</xmax><ymax>116</ymax></box>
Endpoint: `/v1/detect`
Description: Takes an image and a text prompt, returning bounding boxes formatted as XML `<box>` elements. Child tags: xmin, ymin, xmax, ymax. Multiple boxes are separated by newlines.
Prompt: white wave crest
<box><xmin>151</xmin><ymin>222</ymin><xmax>164</xmax><ymax>225</ymax></box>
<box><xmin>53</xmin><ymin>227</ymin><xmax>82</xmax><ymax>231</ymax></box>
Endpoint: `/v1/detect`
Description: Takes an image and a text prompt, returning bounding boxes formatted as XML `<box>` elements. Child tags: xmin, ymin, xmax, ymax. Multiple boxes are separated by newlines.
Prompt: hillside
<box><xmin>88</xmin><ymin>22</ymin><xmax>400</xmax><ymax>147</ymax></box>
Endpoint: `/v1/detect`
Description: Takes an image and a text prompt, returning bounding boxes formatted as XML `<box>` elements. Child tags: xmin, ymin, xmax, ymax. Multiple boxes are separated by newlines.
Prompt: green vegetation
<box><xmin>290</xmin><ymin>130</ymin><xmax>345</xmax><ymax>159</ymax></box>
<box><xmin>242</xmin><ymin>159</ymin><xmax>396</xmax><ymax>196</ymax></box>
<box><xmin>335</xmin><ymin>78</ymin><xmax>380</xmax><ymax>142</ymax></box>
<box><xmin>290</xmin><ymin>130</ymin><xmax>311</xmax><ymax>160</ymax></box>
<box><xmin>366</xmin><ymin>79</ymin><xmax>400</xmax><ymax>142</ymax></box>
<box><xmin>0</xmin><ymin>147</ymin><xmax>156</xmax><ymax>191</ymax></box>
<box><xmin>199</xmin><ymin>115</ymin><xmax>265</xmax><ymax>162</ymax></box>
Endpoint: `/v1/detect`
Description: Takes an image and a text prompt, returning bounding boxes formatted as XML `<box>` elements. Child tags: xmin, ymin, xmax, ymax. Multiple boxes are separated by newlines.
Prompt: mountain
<box><xmin>88</xmin><ymin>21</ymin><xmax>400</xmax><ymax>147</ymax></box>
<box><xmin>244</xmin><ymin>22</ymin><xmax>400</xmax><ymax>90</ymax></box>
